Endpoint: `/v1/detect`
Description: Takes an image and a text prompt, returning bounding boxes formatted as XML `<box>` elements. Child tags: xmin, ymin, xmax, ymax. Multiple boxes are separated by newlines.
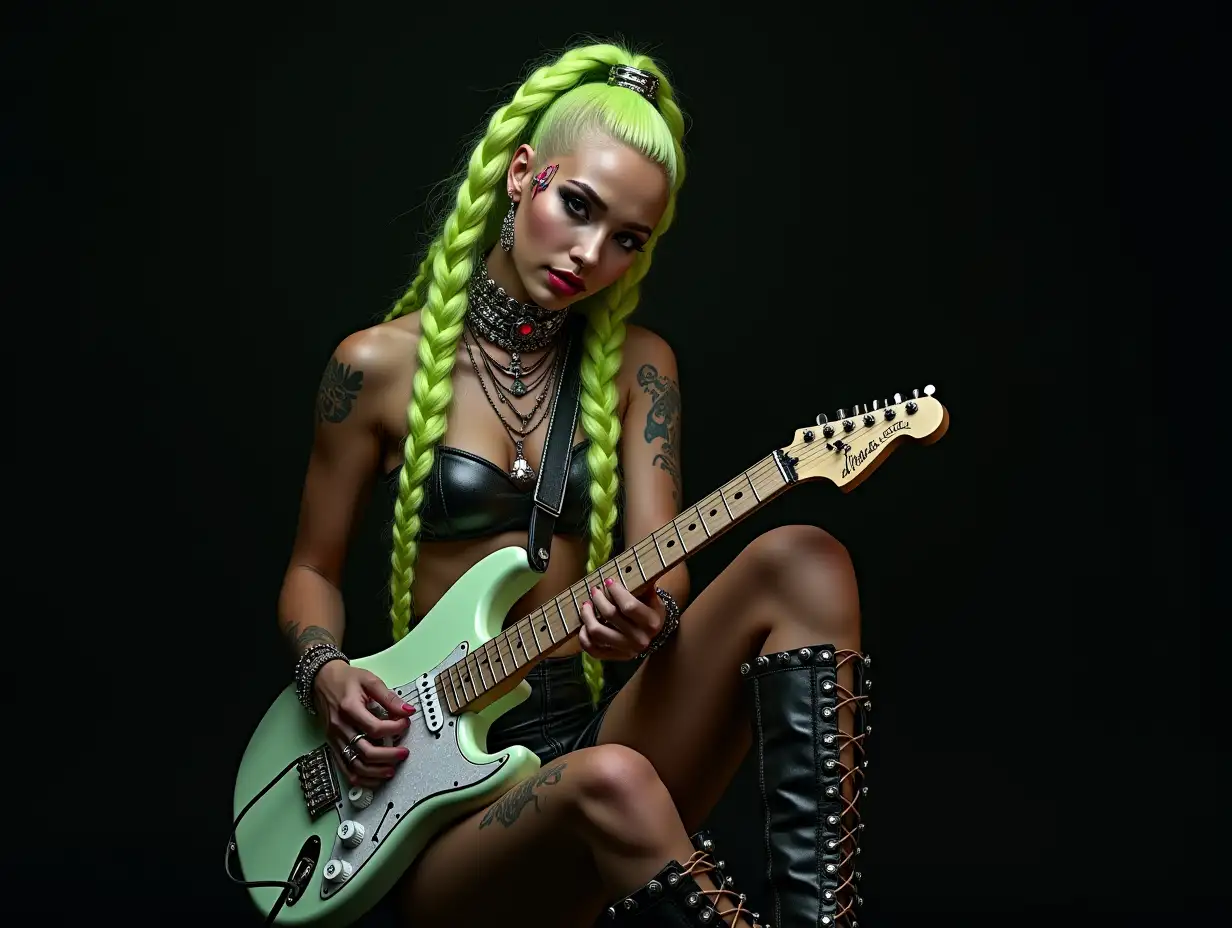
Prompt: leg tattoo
<box><xmin>478</xmin><ymin>761</ymin><xmax>568</xmax><ymax>830</ymax></box>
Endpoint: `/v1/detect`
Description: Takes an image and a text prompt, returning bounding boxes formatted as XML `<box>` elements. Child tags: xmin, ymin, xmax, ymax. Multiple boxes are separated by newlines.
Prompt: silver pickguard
<box><xmin>318</xmin><ymin>642</ymin><xmax>505</xmax><ymax>899</ymax></box>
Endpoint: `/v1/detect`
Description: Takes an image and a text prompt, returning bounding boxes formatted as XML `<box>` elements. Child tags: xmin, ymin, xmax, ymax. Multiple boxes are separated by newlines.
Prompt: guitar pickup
<box><xmin>297</xmin><ymin>746</ymin><xmax>341</xmax><ymax>818</ymax></box>
<box><xmin>415</xmin><ymin>673</ymin><xmax>444</xmax><ymax>733</ymax></box>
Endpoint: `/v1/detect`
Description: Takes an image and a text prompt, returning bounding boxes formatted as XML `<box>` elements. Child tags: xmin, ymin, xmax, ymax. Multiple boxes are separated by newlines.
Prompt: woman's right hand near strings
<box><xmin>313</xmin><ymin>661</ymin><xmax>415</xmax><ymax>789</ymax></box>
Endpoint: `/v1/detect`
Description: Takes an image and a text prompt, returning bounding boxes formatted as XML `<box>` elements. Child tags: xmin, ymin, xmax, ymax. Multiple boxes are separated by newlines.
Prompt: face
<box><xmin>505</xmin><ymin>134</ymin><xmax>670</xmax><ymax>310</ymax></box>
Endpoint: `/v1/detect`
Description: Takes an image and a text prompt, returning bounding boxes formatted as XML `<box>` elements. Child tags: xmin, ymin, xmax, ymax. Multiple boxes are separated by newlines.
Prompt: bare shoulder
<box><xmin>625</xmin><ymin>320</ymin><xmax>684</xmax><ymax>406</ymax></box>
<box><xmin>331</xmin><ymin>313</ymin><xmax>420</xmax><ymax>379</ymax></box>
<box><xmin>620</xmin><ymin>323</ymin><xmax>681</xmax><ymax>399</ymax></box>
<box><xmin>316</xmin><ymin>314</ymin><xmax>420</xmax><ymax>424</ymax></box>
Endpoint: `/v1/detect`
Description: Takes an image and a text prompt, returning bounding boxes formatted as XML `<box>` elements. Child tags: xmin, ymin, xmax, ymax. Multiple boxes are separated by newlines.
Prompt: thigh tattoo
<box><xmin>478</xmin><ymin>761</ymin><xmax>568</xmax><ymax>830</ymax></box>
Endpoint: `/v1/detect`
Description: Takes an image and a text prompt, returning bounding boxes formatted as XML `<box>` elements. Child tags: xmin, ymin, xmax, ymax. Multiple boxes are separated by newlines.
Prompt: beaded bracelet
<box><xmin>293</xmin><ymin>642</ymin><xmax>349</xmax><ymax>714</ymax></box>
<box><xmin>639</xmin><ymin>587</ymin><xmax>681</xmax><ymax>659</ymax></box>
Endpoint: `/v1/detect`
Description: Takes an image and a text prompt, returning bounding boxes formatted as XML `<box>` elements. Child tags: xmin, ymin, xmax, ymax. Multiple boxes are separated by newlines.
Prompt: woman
<box><xmin>278</xmin><ymin>41</ymin><xmax>870</xmax><ymax>928</ymax></box>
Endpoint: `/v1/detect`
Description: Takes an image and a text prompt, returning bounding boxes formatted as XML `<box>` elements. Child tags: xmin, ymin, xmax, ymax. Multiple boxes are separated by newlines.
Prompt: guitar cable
<box><xmin>225</xmin><ymin>697</ymin><xmax>429</xmax><ymax>924</ymax></box>
<box><xmin>224</xmin><ymin>752</ymin><xmax>310</xmax><ymax>926</ymax></box>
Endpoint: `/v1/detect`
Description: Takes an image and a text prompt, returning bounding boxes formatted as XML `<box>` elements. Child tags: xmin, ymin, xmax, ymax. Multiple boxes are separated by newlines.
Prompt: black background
<box><xmin>20</xmin><ymin>1</ymin><xmax>1222</xmax><ymax>923</ymax></box>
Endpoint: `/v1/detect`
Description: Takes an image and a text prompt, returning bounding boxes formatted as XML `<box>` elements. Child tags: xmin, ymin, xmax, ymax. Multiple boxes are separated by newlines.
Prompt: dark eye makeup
<box><xmin>558</xmin><ymin>188</ymin><xmax>646</xmax><ymax>253</ymax></box>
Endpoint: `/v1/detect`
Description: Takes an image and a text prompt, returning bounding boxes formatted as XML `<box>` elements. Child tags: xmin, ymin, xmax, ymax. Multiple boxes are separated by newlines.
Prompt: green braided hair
<box><xmin>383</xmin><ymin>42</ymin><xmax>687</xmax><ymax>706</ymax></box>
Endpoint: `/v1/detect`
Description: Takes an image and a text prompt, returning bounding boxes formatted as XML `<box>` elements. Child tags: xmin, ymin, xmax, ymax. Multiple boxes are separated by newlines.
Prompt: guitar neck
<box><xmin>440</xmin><ymin>447</ymin><xmax>802</xmax><ymax>712</ymax></box>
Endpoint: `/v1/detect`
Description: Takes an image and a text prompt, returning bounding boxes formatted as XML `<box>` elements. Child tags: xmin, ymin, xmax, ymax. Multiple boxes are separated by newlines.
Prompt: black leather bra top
<box><xmin>384</xmin><ymin>440</ymin><xmax>595</xmax><ymax>542</ymax></box>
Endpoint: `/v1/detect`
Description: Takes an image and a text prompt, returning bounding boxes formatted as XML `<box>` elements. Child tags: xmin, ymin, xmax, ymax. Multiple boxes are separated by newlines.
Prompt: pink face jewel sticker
<box><xmin>530</xmin><ymin>163</ymin><xmax>558</xmax><ymax>199</ymax></box>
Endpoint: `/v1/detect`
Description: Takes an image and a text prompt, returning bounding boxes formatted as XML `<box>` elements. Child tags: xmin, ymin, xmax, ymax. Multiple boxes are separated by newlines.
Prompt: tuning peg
<box><xmin>836</xmin><ymin>408</ymin><xmax>847</xmax><ymax>419</ymax></box>
<box><xmin>912</xmin><ymin>388</ymin><xmax>921</xmax><ymax>399</ymax></box>
<box><xmin>893</xmin><ymin>393</ymin><xmax>903</xmax><ymax>404</ymax></box>
<box><xmin>871</xmin><ymin>399</ymin><xmax>880</xmax><ymax>410</ymax></box>
<box><xmin>815</xmin><ymin>413</ymin><xmax>829</xmax><ymax>426</ymax></box>
<box><xmin>924</xmin><ymin>384</ymin><xmax>936</xmax><ymax>396</ymax></box>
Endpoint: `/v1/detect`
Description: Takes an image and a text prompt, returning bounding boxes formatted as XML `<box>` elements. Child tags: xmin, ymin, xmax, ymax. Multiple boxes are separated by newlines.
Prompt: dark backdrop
<box><xmin>28</xmin><ymin>2</ymin><xmax>1220</xmax><ymax>924</ymax></box>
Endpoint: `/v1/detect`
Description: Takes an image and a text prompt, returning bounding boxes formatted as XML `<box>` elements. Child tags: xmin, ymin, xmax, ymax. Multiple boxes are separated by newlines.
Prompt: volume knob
<box><xmin>338</xmin><ymin>820</ymin><xmax>366</xmax><ymax>848</ymax></box>
<box><xmin>348</xmin><ymin>786</ymin><xmax>374</xmax><ymax>809</ymax></box>
<box><xmin>323</xmin><ymin>858</ymin><xmax>353</xmax><ymax>883</ymax></box>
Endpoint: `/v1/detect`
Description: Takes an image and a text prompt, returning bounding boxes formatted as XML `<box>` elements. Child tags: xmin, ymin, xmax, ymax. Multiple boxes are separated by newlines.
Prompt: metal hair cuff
<box><xmin>608</xmin><ymin>64</ymin><xmax>660</xmax><ymax>104</ymax></box>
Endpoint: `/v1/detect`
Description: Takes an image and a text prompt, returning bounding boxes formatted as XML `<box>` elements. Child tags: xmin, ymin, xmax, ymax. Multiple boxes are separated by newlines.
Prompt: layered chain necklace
<box><xmin>463</xmin><ymin>256</ymin><xmax>569</xmax><ymax>487</ymax></box>
<box><xmin>466</xmin><ymin>256</ymin><xmax>569</xmax><ymax>394</ymax></box>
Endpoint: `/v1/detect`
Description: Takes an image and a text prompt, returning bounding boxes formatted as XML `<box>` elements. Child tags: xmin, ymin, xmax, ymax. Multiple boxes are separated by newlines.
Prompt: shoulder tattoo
<box><xmin>315</xmin><ymin>355</ymin><xmax>364</xmax><ymax>424</ymax></box>
<box><xmin>637</xmin><ymin>363</ymin><xmax>682</xmax><ymax>505</ymax></box>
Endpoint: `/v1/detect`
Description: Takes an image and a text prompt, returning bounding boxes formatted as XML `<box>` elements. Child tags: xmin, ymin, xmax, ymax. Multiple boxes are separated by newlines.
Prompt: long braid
<box><xmin>388</xmin><ymin>239</ymin><xmax>441</xmax><ymax>323</ymax></box>
<box><xmin>578</xmin><ymin>59</ymin><xmax>688</xmax><ymax>703</ymax></box>
<box><xmin>384</xmin><ymin>45</ymin><xmax>645</xmax><ymax>641</ymax></box>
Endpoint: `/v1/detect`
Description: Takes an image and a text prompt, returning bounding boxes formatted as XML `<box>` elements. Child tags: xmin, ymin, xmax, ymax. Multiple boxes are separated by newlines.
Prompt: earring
<box><xmin>500</xmin><ymin>201</ymin><xmax>516</xmax><ymax>252</ymax></box>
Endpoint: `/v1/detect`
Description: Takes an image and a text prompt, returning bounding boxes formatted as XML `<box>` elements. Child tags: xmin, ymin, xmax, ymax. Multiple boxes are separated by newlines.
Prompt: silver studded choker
<box><xmin>466</xmin><ymin>256</ymin><xmax>569</xmax><ymax>354</ymax></box>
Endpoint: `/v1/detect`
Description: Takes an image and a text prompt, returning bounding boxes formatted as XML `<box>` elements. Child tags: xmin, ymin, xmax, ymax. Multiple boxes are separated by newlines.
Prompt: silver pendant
<box><xmin>509</xmin><ymin>441</ymin><xmax>535</xmax><ymax>487</ymax></box>
<box><xmin>507</xmin><ymin>352</ymin><xmax>527</xmax><ymax>395</ymax></box>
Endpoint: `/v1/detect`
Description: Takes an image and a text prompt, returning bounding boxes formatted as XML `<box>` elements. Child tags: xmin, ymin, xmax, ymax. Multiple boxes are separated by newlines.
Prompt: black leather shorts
<box><xmin>484</xmin><ymin>652</ymin><xmax>629</xmax><ymax>764</ymax></box>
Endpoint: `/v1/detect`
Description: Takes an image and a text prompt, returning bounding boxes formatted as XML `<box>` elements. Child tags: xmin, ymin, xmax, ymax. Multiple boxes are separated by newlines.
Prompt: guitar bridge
<box><xmin>297</xmin><ymin>746</ymin><xmax>341</xmax><ymax>818</ymax></box>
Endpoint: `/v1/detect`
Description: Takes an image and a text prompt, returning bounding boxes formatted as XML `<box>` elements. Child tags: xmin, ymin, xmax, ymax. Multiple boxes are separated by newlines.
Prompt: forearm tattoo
<box><xmin>283</xmin><ymin>623</ymin><xmax>338</xmax><ymax>656</ymax></box>
<box><xmin>637</xmin><ymin>363</ymin><xmax>682</xmax><ymax>505</ymax></box>
<box><xmin>315</xmin><ymin>355</ymin><xmax>364</xmax><ymax>424</ymax></box>
<box><xmin>478</xmin><ymin>761</ymin><xmax>568</xmax><ymax>829</ymax></box>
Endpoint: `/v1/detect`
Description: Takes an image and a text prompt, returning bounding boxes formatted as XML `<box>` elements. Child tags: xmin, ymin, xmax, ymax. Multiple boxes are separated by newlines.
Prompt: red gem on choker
<box><xmin>518</xmin><ymin>321</ymin><xmax>535</xmax><ymax>337</ymax></box>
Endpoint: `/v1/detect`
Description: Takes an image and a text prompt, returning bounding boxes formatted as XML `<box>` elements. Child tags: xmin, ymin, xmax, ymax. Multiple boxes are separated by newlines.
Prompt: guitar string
<box><xmin>457</xmin><ymin>413</ymin><xmax>920</xmax><ymax>699</ymax></box>
<box><xmin>352</xmin><ymin>412</ymin><xmax>924</xmax><ymax>727</ymax></box>
<box><xmin>462</xmin><ymin>414</ymin><xmax>911</xmax><ymax>694</ymax></box>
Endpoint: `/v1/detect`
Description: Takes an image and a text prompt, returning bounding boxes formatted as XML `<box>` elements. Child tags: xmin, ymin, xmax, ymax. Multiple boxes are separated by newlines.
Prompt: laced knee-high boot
<box><xmin>743</xmin><ymin>645</ymin><xmax>871</xmax><ymax>928</ymax></box>
<box><xmin>602</xmin><ymin>830</ymin><xmax>770</xmax><ymax>927</ymax></box>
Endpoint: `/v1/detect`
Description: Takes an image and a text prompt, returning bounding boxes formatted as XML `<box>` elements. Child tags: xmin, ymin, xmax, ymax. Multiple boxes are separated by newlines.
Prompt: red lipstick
<box><xmin>546</xmin><ymin>268</ymin><xmax>586</xmax><ymax>296</ymax></box>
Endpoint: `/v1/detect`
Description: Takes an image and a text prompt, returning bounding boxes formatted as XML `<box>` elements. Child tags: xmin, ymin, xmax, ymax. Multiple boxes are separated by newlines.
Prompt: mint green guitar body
<box><xmin>231</xmin><ymin>546</ymin><xmax>545</xmax><ymax>927</ymax></box>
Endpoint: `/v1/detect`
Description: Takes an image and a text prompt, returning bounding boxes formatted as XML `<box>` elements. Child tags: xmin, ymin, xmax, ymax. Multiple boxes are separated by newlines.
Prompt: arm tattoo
<box><xmin>315</xmin><ymin>355</ymin><xmax>364</xmax><ymax>424</ymax></box>
<box><xmin>637</xmin><ymin>363</ymin><xmax>682</xmax><ymax>505</ymax></box>
<box><xmin>478</xmin><ymin>761</ymin><xmax>568</xmax><ymax>829</ymax></box>
<box><xmin>283</xmin><ymin>623</ymin><xmax>339</xmax><ymax>655</ymax></box>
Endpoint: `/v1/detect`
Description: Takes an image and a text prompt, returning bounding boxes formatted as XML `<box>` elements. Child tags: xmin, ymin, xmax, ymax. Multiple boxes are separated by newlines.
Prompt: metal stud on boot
<box><xmin>742</xmin><ymin>645</ymin><xmax>872</xmax><ymax>927</ymax></box>
<box><xmin>603</xmin><ymin>832</ymin><xmax>772</xmax><ymax>927</ymax></box>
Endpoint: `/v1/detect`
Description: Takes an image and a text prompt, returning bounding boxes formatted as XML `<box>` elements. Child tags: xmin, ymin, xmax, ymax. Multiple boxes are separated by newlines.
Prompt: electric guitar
<box><xmin>228</xmin><ymin>388</ymin><xmax>949</xmax><ymax>926</ymax></box>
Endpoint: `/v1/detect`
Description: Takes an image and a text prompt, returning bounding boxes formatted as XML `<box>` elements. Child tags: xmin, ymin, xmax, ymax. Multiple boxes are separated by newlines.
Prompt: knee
<box><xmin>744</xmin><ymin>524</ymin><xmax>854</xmax><ymax>582</ymax></box>
<box><xmin>573</xmin><ymin>743</ymin><xmax>665</xmax><ymax>812</ymax></box>
<box><xmin>569</xmin><ymin>744</ymin><xmax>675</xmax><ymax>846</ymax></box>
<box><xmin>744</xmin><ymin>525</ymin><xmax>860</xmax><ymax>635</ymax></box>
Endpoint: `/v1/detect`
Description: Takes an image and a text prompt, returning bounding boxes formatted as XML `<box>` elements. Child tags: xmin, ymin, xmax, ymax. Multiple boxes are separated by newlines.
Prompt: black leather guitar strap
<box><xmin>527</xmin><ymin>313</ymin><xmax>587</xmax><ymax>573</ymax></box>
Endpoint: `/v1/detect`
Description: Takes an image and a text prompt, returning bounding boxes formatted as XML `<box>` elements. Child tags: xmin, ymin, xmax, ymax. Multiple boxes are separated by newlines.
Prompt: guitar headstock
<box><xmin>783</xmin><ymin>385</ymin><xmax>950</xmax><ymax>491</ymax></box>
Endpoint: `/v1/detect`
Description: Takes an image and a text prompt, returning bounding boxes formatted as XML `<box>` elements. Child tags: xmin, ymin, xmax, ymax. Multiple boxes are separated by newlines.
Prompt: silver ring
<box><xmin>340</xmin><ymin>731</ymin><xmax>368</xmax><ymax>767</ymax></box>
